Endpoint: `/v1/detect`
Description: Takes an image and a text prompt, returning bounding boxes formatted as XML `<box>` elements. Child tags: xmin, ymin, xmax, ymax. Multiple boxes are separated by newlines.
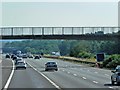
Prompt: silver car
<box><xmin>111</xmin><ymin>65</ymin><xmax>120</xmax><ymax>85</ymax></box>
<box><xmin>15</xmin><ymin>60</ymin><xmax>27</xmax><ymax>70</ymax></box>
<box><xmin>45</xmin><ymin>61</ymin><xmax>58</xmax><ymax>71</ymax></box>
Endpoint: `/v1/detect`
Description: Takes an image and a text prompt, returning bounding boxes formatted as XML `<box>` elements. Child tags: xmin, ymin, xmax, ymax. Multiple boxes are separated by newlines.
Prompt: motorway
<box><xmin>2</xmin><ymin>57</ymin><xmax>120</xmax><ymax>89</ymax></box>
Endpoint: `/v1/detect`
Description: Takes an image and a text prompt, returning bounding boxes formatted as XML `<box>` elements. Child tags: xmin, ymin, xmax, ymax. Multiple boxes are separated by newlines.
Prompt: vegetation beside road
<box><xmin>2</xmin><ymin>40</ymin><xmax>120</xmax><ymax>69</ymax></box>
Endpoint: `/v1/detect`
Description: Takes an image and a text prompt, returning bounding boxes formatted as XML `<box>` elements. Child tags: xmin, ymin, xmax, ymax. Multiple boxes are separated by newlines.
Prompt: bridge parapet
<box><xmin>0</xmin><ymin>27</ymin><xmax>120</xmax><ymax>40</ymax></box>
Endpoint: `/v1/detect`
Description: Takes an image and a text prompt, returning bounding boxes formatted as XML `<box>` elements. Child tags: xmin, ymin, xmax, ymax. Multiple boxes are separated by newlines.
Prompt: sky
<box><xmin>1</xmin><ymin>1</ymin><xmax>119</xmax><ymax>27</ymax></box>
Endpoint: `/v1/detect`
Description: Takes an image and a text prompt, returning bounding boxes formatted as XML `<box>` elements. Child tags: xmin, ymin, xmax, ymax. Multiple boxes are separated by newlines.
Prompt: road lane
<box><xmin>2</xmin><ymin>58</ymin><xmax>13</xmax><ymax>89</ymax></box>
<box><xmin>8</xmin><ymin>64</ymin><xmax>57</xmax><ymax>88</ymax></box>
<box><xmin>26</xmin><ymin>58</ymin><xmax>118</xmax><ymax>89</ymax></box>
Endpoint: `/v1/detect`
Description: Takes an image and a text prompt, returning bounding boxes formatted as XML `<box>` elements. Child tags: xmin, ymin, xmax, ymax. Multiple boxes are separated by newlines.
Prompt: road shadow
<box><xmin>104</xmin><ymin>83</ymin><xmax>120</xmax><ymax>86</ymax></box>
<box><xmin>14</xmin><ymin>68</ymin><xmax>26</xmax><ymax>70</ymax></box>
<box><xmin>40</xmin><ymin>70</ymin><xmax>56</xmax><ymax>73</ymax></box>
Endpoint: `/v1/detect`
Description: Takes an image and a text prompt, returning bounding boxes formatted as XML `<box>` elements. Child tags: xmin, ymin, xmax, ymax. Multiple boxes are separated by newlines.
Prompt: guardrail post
<box><xmin>52</xmin><ymin>27</ymin><xmax>54</xmax><ymax>35</ymax></box>
<box><xmin>62</xmin><ymin>27</ymin><xmax>64</xmax><ymax>35</ymax></box>
<box><xmin>82</xmin><ymin>27</ymin><xmax>84</xmax><ymax>34</ymax></box>
<box><xmin>11</xmin><ymin>28</ymin><xmax>13</xmax><ymax>36</ymax></box>
<box><xmin>42</xmin><ymin>27</ymin><xmax>44</xmax><ymax>35</ymax></box>
<box><xmin>31</xmin><ymin>27</ymin><xmax>34</xmax><ymax>35</ymax></box>
<box><xmin>72</xmin><ymin>27</ymin><xmax>73</xmax><ymax>35</ymax></box>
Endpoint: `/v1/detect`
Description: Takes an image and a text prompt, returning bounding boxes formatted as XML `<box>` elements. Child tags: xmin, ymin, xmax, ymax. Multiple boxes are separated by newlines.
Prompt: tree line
<box><xmin>3</xmin><ymin>40</ymin><xmax>120</xmax><ymax>56</ymax></box>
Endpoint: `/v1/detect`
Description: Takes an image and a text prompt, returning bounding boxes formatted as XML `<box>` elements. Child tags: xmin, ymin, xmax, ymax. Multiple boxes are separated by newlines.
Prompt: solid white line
<box><xmin>82</xmin><ymin>77</ymin><xmax>87</xmax><ymax>80</ymax></box>
<box><xmin>4</xmin><ymin>60</ymin><xmax>14</xmax><ymax>89</ymax></box>
<box><xmin>93</xmin><ymin>81</ymin><xmax>98</xmax><ymax>84</ymax></box>
<box><xmin>27</xmin><ymin>62</ymin><xmax>61</xmax><ymax>90</ymax></box>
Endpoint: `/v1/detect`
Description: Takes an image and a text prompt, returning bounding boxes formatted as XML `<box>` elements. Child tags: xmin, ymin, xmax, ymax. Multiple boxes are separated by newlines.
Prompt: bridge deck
<box><xmin>0</xmin><ymin>27</ymin><xmax>120</xmax><ymax>40</ymax></box>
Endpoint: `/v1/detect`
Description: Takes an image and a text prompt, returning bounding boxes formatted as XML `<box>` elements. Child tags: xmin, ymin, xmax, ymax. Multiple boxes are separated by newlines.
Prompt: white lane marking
<box><xmin>93</xmin><ymin>81</ymin><xmax>98</xmax><ymax>84</ymax></box>
<box><xmin>94</xmin><ymin>72</ymin><xmax>98</xmax><ymax>74</ymax></box>
<box><xmin>67</xmin><ymin>72</ymin><xmax>70</xmax><ymax>74</ymax></box>
<box><xmin>34</xmin><ymin>68</ymin><xmax>37</xmax><ymax>71</ymax></box>
<box><xmin>73</xmin><ymin>74</ymin><xmax>77</xmax><ymax>76</ymax></box>
<box><xmin>28</xmin><ymin>63</ymin><xmax>61</xmax><ymax>90</ymax></box>
<box><xmin>105</xmin><ymin>74</ymin><xmax>109</xmax><ymax>76</ymax></box>
<box><xmin>4</xmin><ymin>60</ymin><xmax>15</xmax><ymax>88</ymax></box>
<box><xmin>109</xmin><ymin>87</ymin><xmax>113</xmax><ymax>89</ymax></box>
<box><xmin>62</xmin><ymin>70</ymin><xmax>65</xmax><ymax>72</ymax></box>
<box><xmin>82</xmin><ymin>77</ymin><xmax>87</xmax><ymax>80</ymax></box>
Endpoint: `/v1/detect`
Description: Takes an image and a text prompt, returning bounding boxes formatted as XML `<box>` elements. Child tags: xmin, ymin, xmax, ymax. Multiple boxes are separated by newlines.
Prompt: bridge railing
<box><xmin>0</xmin><ymin>27</ymin><xmax>120</xmax><ymax>36</ymax></box>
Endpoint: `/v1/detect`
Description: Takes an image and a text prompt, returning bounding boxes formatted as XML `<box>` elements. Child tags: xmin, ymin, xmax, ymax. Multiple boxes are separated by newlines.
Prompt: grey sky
<box><xmin>2</xmin><ymin>2</ymin><xmax>118</xmax><ymax>27</ymax></box>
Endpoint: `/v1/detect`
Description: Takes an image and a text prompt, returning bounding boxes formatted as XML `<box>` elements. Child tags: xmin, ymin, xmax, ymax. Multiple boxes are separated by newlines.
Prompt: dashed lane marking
<box><xmin>105</xmin><ymin>74</ymin><xmax>109</xmax><ymax>76</ymax></box>
<box><xmin>82</xmin><ymin>77</ymin><xmax>87</xmax><ymax>80</ymax></box>
<box><xmin>93</xmin><ymin>81</ymin><xmax>98</xmax><ymax>84</ymax></box>
<box><xmin>73</xmin><ymin>74</ymin><xmax>77</xmax><ymax>76</ymax></box>
<box><xmin>94</xmin><ymin>72</ymin><xmax>98</xmax><ymax>74</ymax></box>
<box><xmin>67</xmin><ymin>72</ymin><xmax>70</xmax><ymax>74</ymax></box>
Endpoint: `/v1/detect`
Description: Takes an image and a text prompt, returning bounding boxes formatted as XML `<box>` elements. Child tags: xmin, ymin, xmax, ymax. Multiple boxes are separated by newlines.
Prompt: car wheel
<box><xmin>112</xmin><ymin>81</ymin><xmax>115</xmax><ymax>85</ymax></box>
<box><xmin>45</xmin><ymin>69</ymin><xmax>48</xmax><ymax>71</ymax></box>
<box><xmin>16</xmin><ymin>67</ymin><xmax>17</xmax><ymax>70</ymax></box>
<box><xmin>55</xmin><ymin>69</ymin><xmax>58</xmax><ymax>71</ymax></box>
<box><xmin>24</xmin><ymin>67</ymin><xmax>26</xmax><ymax>69</ymax></box>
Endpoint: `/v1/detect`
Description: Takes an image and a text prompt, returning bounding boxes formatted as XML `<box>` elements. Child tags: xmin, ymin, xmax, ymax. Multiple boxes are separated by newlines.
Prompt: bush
<box><xmin>77</xmin><ymin>51</ymin><xmax>92</xmax><ymax>59</ymax></box>
<box><xmin>103</xmin><ymin>54</ymin><xmax>120</xmax><ymax>69</ymax></box>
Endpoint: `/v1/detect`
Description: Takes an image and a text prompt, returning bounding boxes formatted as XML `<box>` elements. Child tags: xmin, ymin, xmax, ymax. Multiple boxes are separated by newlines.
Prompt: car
<box><xmin>28</xmin><ymin>55</ymin><xmax>33</xmax><ymax>58</ymax></box>
<box><xmin>45</xmin><ymin>61</ymin><xmax>58</xmax><ymax>71</ymax></box>
<box><xmin>5</xmin><ymin>54</ymin><xmax>10</xmax><ymax>58</ymax></box>
<box><xmin>11</xmin><ymin>54</ymin><xmax>15</xmax><ymax>59</ymax></box>
<box><xmin>15</xmin><ymin>60</ymin><xmax>27</xmax><ymax>70</ymax></box>
<box><xmin>111</xmin><ymin>65</ymin><xmax>120</xmax><ymax>85</ymax></box>
<box><xmin>34</xmin><ymin>56</ymin><xmax>40</xmax><ymax>59</ymax></box>
<box><xmin>39</xmin><ymin>55</ymin><xmax>42</xmax><ymax>58</ymax></box>
<box><xmin>14</xmin><ymin>58</ymin><xmax>23</xmax><ymax>65</ymax></box>
<box><xmin>22</xmin><ymin>54</ymin><xmax>28</xmax><ymax>58</ymax></box>
<box><xmin>12</xmin><ymin>56</ymin><xmax>17</xmax><ymax>60</ymax></box>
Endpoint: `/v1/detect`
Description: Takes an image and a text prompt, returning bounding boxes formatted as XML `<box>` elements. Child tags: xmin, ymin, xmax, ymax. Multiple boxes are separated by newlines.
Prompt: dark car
<box><xmin>12</xmin><ymin>56</ymin><xmax>17</xmax><ymax>60</ymax></box>
<box><xmin>111</xmin><ymin>65</ymin><xmax>120</xmax><ymax>85</ymax></box>
<box><xmin>34</xmin><ymin>56</ymin><xmax>40</xmax><ymax>59</ymax></box>
<box><xmin>6</xmin><ymin>54</ymin><xmax>10</xmax><ymax>58</ymax></box>
<box><xmin>45</xmin><ymin>61</ymin><xmax>58</xmax><ymax>71</ymax></box>
<box><xmin>11</xmin><ymin>54</ymin><xmax>14</xmax><ymax>59</ymax></box>
<box><xmin>22</xmin><ymin>54</ymin><xmax>27</xmax><ymax>58</ymax></box>
<box><xmin>39</xmin><ymin>55</ymin><xmax>42</xmax><ymax>58</ymax></box>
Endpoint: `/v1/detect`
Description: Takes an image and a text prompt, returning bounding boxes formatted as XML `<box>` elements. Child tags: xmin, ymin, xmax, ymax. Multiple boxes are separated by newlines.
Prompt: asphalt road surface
<box><xmin>3</xmin><ymin>57</ymin><xmax>120</xmax><ymax>89</ymax></box>
<box><xmin>2</xmin><ymin>58</ymin><xmax>12</xmax><ymax>89</ymax></box>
